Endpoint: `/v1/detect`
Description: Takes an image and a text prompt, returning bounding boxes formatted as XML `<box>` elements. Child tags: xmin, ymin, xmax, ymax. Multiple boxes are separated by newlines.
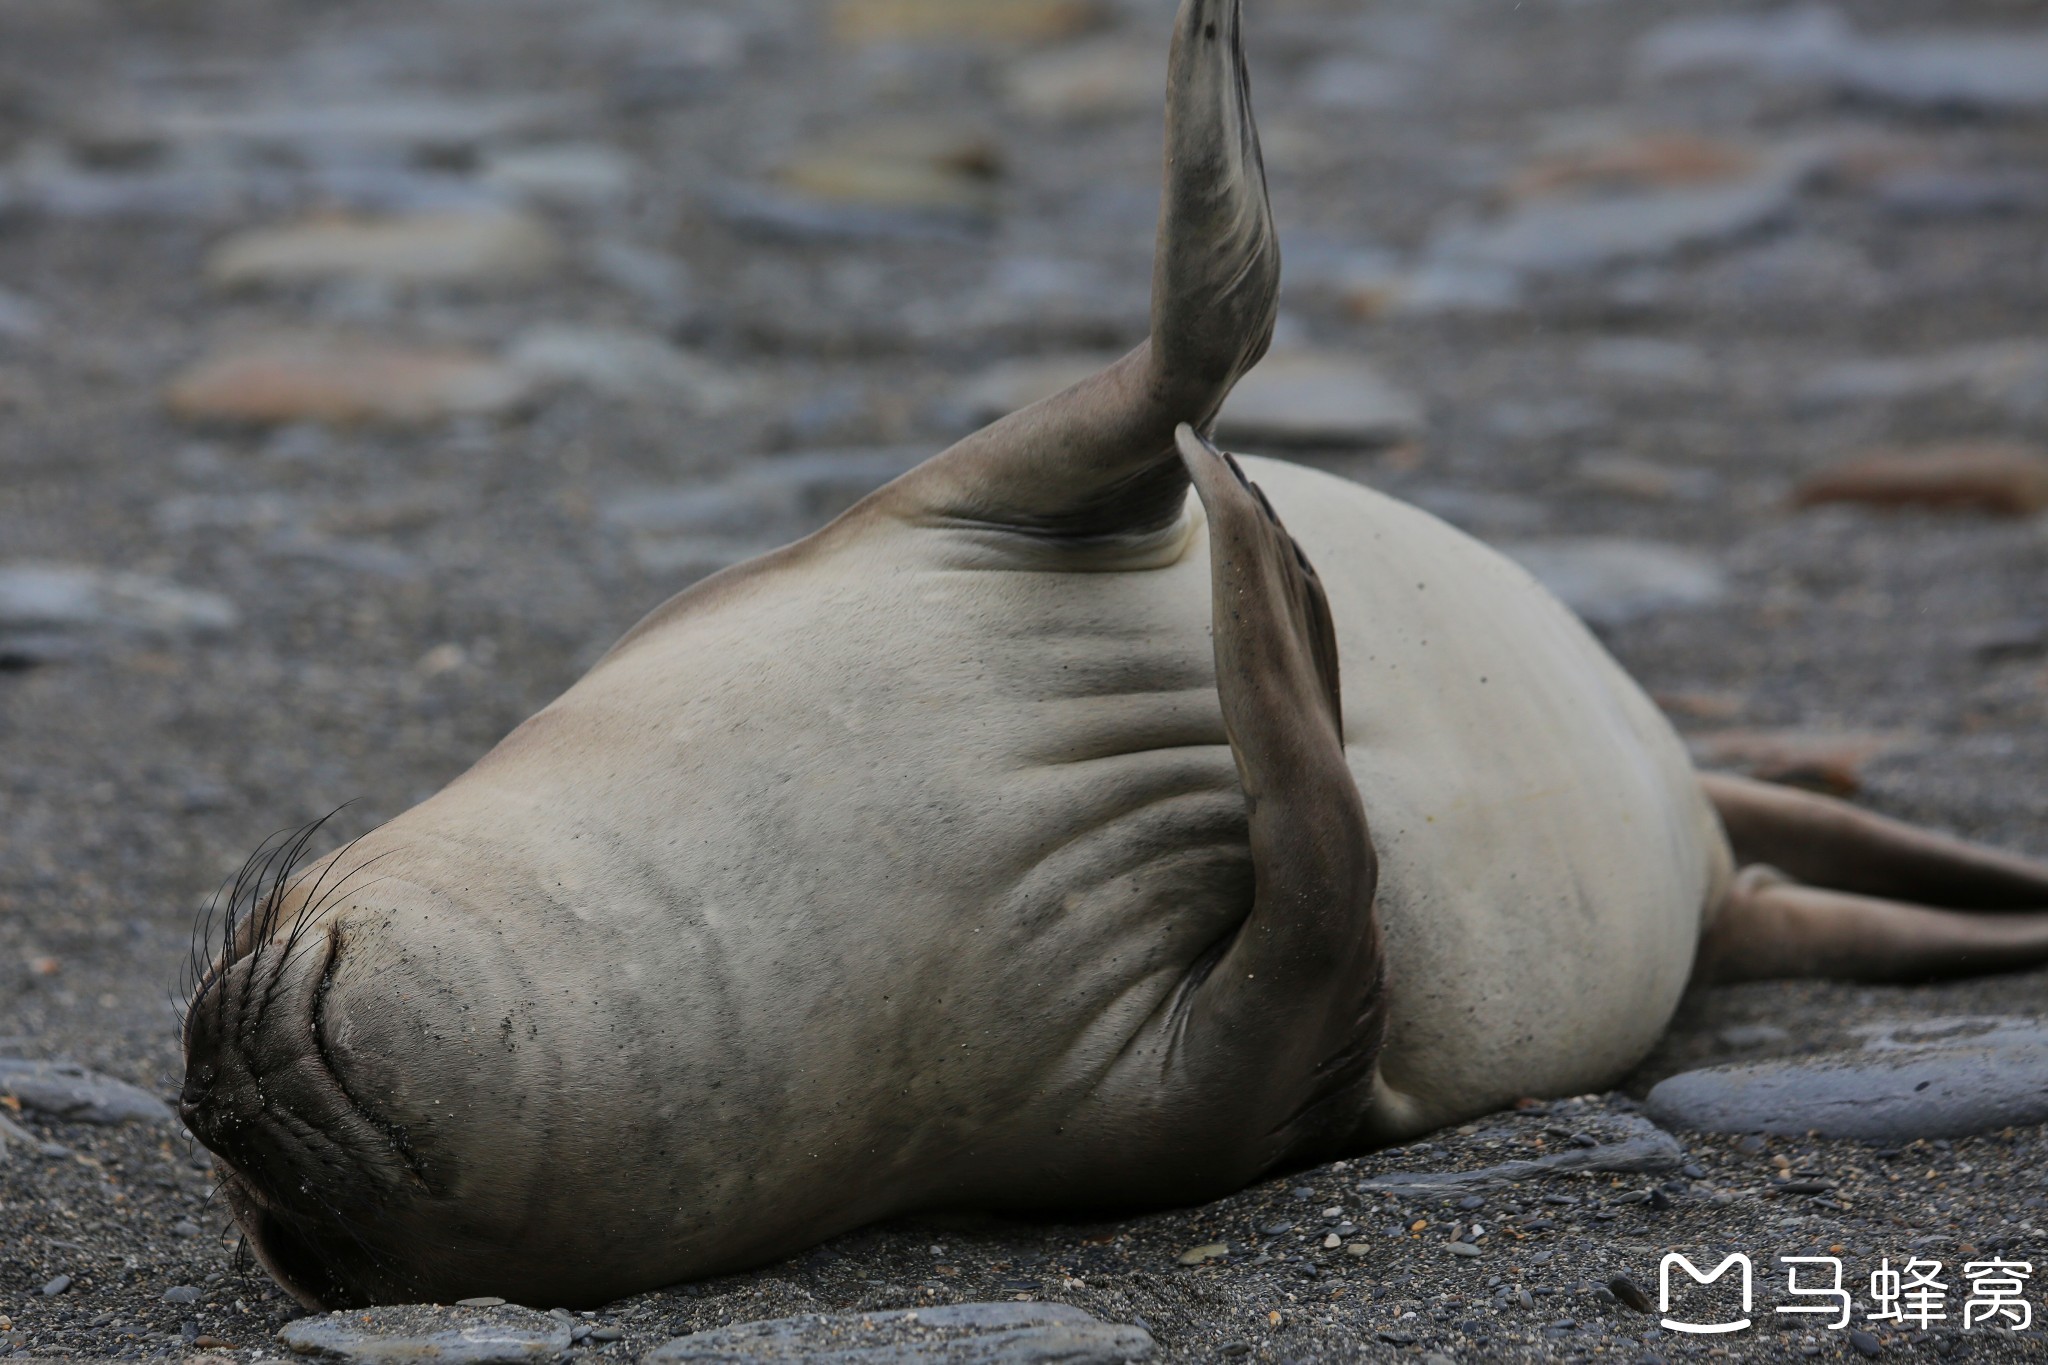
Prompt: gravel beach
<box><xmin>3</xmin><ymin>0</ymin><xmax>2047</xmax><ymax>1360</ymax></box>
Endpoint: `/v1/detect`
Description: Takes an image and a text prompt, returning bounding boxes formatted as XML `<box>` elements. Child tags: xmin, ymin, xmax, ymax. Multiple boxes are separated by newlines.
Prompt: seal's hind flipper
<box><xmin>1695</xmin><ymin>774</ymin><xmax>2048</xmax><ymax>983</ymax></box>
<box><xmin>1696</xmin><ymin>866</ymin><xmax>2048</xmax><ymax>984</ymax></box>
<box><xmin>900</xmin><ymin>0</ymin><xmax>1277</xmax><ymax>540</ymax></box>
<box><xmin>1703</xmin><ymin>773</ymin><xmax>2048</xmax><ymax>908</ymax></box>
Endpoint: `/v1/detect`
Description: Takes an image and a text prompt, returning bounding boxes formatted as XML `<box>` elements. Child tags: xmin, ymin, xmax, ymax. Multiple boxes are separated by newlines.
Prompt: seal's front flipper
<box><xmin>1171</xmin><ymin>428</ymin><xmax>1383</xmax><ymax>1155</ymax></box>
<box><xmin>1056</xmin><ymin>430</ymin><xmax>1383</xmax><ymax>1196</ymax></box>
<box><xmin>900</xmin><ymin>0</ymin><xmax>1277</xmax><ymax>540</ymax></box>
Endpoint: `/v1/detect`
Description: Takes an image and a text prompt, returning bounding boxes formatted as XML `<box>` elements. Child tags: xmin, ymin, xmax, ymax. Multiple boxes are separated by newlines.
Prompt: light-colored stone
<box><xmin>1579</xmin><ymin>337</ymin><xmax>1713</xmax><ymax>388</ymax></box>
<box><xmin>206</xmin><ymin>209</ymin><xmax>562</xmax><ymax>289</ymax></box>
<box><xmin>278</xmin><ymin>1305</ymin><xmax>570</xmax><ymax>1365</ymax></box>
<box><xmin>84</xmin><ymin>95</ymin><xmax>580</xmax><ymax>157</ymax></box>
<box><xmin>831</xmin><ymin>0</ymin><xmax>1108</xmax><ymax>48</ymax></box>
<box><xmin>1500</xmin><ymin>539</ymin><xmax>1726</xmax><ymax>629</ymax></box>
<box><xmin>481</xmin><ymin>144</ymin><xmax>636</xmax><ymax>207</ymax></box>
<box><xmin>1002</xmin><ymin>40</ymin><xmax>1159</xmax><ymax>120</ymax></box>
<box><xmin>1640</xmin><ymin>7</ymin><xmax>2048</xmax><ymax>113</ymax></box>
<box><xmin>509</xmin><ymin>325</ymin><xmax>748</xmax><ymax>411</ymax></box>
<box><xmin>166</xmin><ymin>336</ymin><xmax>530</xmax><ymax>427</ymax></box>
<box><xmin>0</xmin><ymin>565</ymin><xmax>238</xmax><ymax>641</ymax></box>
<box><xmin>1647</xmin><ymin>1017</ymin><xmax>2048</xmax><ymax>1141</ymax></box>
<box><xmin>587</xmin><ymin>239</ymin><xmax>693</xmax><ymax>320</ymax></box>
<box><xmin>1801</xmin><ymin>340</ymin><xmax>2048</xmax><ymax>419</ymax></box>
<box><xmin>0</xmin><ymin>1058</ymin><xmax>176</xmax><ymax>1125</ymax></box>
<box><xmin>1687</xmin><ymin>728</ymin><xmax>1916</xmax><ymax>798</ymax></box>
<box><xmin>646</xmin><ymin>1303</ymin><xmax>1152</xmax><ymax>1364</ymax></box>
<box><xmin>1574</xmin><ymin>454</ymin><xmax>1719</xmax><ymax>503</ymax></box>
<box><xmin>774</xmin><ymin>124</ymin><xmax>1002</xmax><ymax>217</ymax></box>
<box><xmin>1431</xmin><ymin>142</ymin><xmax>1817</xmax><ymax>274</ymax></box>
<box><xmin>1794</xmin><ymin>441</ymin><xmax>2048</xmax><ymax>517</ymax></box>
<box><xmin>961</xmin><ymin>350</ymin><xmax>1423</xmax><ymax>449</ymax></box>
<box><xmin>0</xmin><ymin>141</ymin><xmax>242</xmax><ymax>221</ymax></box>
<box><xmin>1216</xmin><ymin>349</ymin><xmax>1425</xmax><ymax>447</ymax></box>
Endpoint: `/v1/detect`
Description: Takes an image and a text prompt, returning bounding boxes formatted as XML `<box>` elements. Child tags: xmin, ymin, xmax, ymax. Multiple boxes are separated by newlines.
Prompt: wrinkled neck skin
<box><xmin>185</xmin><ymin>810</ymin><xmax>973</xmax><ymax>1308</ymax></box>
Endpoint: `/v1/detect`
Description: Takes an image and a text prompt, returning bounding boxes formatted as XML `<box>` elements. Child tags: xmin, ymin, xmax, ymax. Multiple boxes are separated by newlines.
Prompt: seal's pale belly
<box><xmin>1243</xmin><ymin>459</ymin><xmax>1731</xmax><ymax>1138</ymax></box>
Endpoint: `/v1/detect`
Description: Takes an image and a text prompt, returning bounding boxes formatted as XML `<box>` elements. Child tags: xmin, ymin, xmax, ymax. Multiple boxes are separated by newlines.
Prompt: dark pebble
<box><xmin>1259</xmin><ymin>1221</ymin><xmax>1294</xmax><ymax>1235</ymax></box>
<box><xmin>1607</xmin><ymin>1274</ymin><xmax>1653</xmax><ymax>1313</ymax></box>
<box><xmin>590</xmin><ymin>1327</ymin><xmax>624</xmax><ymax>1342</ymax></box>
<box><xmin>999</xmin><ymin>1278</ymin><xmax>1041</xmax><ymax>1292</ymax></box>
<box><xmin>1778</xmin><ymin>1179</ymin><xmax>1832</xmax><ymax>1195</ymax></box>
<box><xmin>1219</xmin><ymin>1344</ymin><xmax>1250</xmax><ymax>1358</ymax></box>
<box><xmin>1681</xmin><ymin>1163</ymin><xmax>1705</xmax><ymax>1178</ymax></box>
<box><xmin>1849</xmin><ymin>1328</ymin><xmax>1883</xmax><ymax>1358</ymax></box>
<box><xmin>1457</xmin><ymin>1195</ymin><xmax>1484</xmax><ymax>1210</ymax></box>
<box><xmin>1377</xmin><ymin>1329</ymin><xmax>1417</xmax><ymax>1344</ymax></box>
<box><xmin>1735</xmin><ymin>1135</ymin><xmax>1767</xmax><ymax>1154</ymax></box>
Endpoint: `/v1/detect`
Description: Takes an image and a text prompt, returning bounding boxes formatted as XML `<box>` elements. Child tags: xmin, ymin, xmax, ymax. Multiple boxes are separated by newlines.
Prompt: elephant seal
<box><xmin>179</xmin><ymin>0</ymin><xmax>2048</xmax><ymax>1312</ymax></box>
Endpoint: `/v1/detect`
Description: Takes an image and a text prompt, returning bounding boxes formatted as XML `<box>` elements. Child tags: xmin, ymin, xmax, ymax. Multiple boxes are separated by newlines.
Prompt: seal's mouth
<box><xmin>182</xmin><ymin>926</ymin><xmax>432</xmax><ymax>1308</ymax></box>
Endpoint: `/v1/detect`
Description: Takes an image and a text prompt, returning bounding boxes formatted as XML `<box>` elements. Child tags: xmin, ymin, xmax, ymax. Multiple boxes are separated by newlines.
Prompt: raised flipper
<box><xmin>1695</xmin><ymin>774</ymin><xmax>2048</xmax><ymax>983</ymax></box>
<box><xmin>1055</xmin><ymin>429</ymin><xmax>1383</xmax><ymax>1197</ymax></box>
<box><xmin>900</xmin><ymin>0</ymin><xmax>1278</xmax><ymax>540</ymax></box>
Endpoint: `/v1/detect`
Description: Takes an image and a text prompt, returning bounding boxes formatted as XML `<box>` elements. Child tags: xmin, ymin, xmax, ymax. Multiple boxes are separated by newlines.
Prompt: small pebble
<box><xmin>1445</xmin><ymin>1241</ymin><xmax>1482</xmax><ymax>1258</ymax></box>
<box><xmin>457</xmin><ymin>1296</ymin><xmax>509</xmax><ymax>1307</ymax></box>
<box><xmin>41</xmin><ymin>1275</ymin><xmax>72</xmax><ymax>1296</ymax></box>
<box><xmin>1848</xmin><ymin>1327</ymin><xmax>1883</xmax><ymax>1357</ymax></box>
<box><xmin>163</xmin><ymin>1285</ymin><xmax>201</xmax><ymax>1304</ymax></box>
<box><xmin>590</xmin><ymin>1327</ymin><xmax>624</xmax><ymax>1342</ymax></box>
<box><xmin>172</xmin><ymin>1219</ymin><xmax>202</xmax><ymax>1237</ymax></box>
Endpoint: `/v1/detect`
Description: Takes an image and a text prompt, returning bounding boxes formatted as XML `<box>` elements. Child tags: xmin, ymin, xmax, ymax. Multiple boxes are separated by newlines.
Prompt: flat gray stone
<box><xmin>508</xmin><ymin>325</ymin><xmax>747</xmax><ymax>409</ymax></box>
<box><xmin>603</xmin><ymin>447</ymin><xmax>928</xmax><ymax>536</ymax></box>
<box><xmin>279</xmin><ymin>1305</ymin><xmax>571</xmax><ymax>1365</ymax></box>
<box><xmin>0</xmin><ymin>1059</ymin><xmax>175</xmax><ymax>1125</ymax></box>
<box><xmin>1646</xmin><ymin>1017</ymin><xmax>2048</xmax><ymax>1141</ymax></box>
<box><xmin>1638</xmin><ymin>7</ymin><xmax>2048</xmax><ymax>114</ymax></box>
<box><xmin>1499</xmin><ymin>539</ymin><xmax>1727</xmax><ymax>629</ymax></box>
<box><xmin>1360</xmin><ymin>1115</ymin><xmax>1685</xmax><ymax>1198</ymax></box>
<box><xmin>1800</xmin><ymin>340</ymin><xmax>2048</xmax><ymax>420</ymax></box>
<box><xmin>645</xmin><ymin>1303</ymin><xmax>1153</xmax><ymax>1364</ymax></box>
<box><xmin>1431</xmin><ymin>149</ymin><xmax>1814</xmax><ymax>275</ymax></box>
<box><xmin>0</xmin><ymin>564</ymin><xmax>238</xmax><ymax>641</ymax></box>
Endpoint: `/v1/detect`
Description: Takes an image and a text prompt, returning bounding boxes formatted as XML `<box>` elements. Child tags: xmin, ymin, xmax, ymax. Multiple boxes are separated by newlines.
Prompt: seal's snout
<box><xmin>181</xmin><ymin>923</ymin><xmax>429</xmax><ymax>1307</ymax></box>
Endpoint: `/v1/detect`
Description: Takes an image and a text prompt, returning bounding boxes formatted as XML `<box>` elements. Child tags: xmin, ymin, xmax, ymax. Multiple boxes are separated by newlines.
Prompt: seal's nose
<box><xmin>179</xmin><ymin>932</ymin><xmax>339</xmax><ymax>1189</ymax></box>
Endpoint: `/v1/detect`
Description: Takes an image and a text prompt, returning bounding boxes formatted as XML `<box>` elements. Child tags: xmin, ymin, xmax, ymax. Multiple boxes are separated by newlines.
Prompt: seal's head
<box><xmin>178</xmin><ymin>829</ymin><xmax>557</xmax><ymax>1308</ymax></box>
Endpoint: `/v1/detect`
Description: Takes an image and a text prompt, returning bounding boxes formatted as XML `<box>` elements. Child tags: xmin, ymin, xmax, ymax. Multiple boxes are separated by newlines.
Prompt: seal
<box><xmin>178</xmin><ymin>0</ymin><xmax>2048</xmax><ymax>1312</ymax></box>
